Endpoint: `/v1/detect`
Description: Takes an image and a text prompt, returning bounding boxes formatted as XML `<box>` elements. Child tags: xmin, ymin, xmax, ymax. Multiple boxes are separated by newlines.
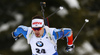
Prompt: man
<box><xmin>12</xmin><ymin>15</ymin><xmax>74</xmax><ymax>55</ymax></box>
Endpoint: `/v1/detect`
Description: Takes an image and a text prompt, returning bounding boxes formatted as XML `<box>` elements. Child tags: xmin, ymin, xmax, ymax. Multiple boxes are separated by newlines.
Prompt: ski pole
<box><xmin>40</xmin><ymin>2</ymin><xmax>49</xmax><ymax>26</ymax></box>
<box><xmin>40</xmin><ymin>2</ymin><xmax>64</xmax><ymax>26</ymax></box>
<box><xmin>40</xmin><ymin>2</ymin><xmax>46</xmax><ymax>19</ymax></box>
<box><xmin>46</xmin><ymin>6</ymin><xmax>63</xmax><ymax>27</ymax></box>
<box><xmin>47</xmin><ymin>6</ymin><xmax>63</xmax><ymax>18</ymax></box>
<box><xmin>73</xmin><ymin>19</ymin><xmax>89</xmax><ymax>43</ymax></box>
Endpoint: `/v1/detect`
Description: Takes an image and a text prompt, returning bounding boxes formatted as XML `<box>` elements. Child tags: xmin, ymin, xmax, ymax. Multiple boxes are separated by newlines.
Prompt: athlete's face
<box><xmin>32</xmin><ymin>27</ymin><xmax>44</xmax><ymax>37</ymax></box>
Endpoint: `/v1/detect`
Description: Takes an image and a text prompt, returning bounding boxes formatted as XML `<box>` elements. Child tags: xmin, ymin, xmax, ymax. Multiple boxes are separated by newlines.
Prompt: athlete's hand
<box><xmin>12</xmin><ymin>32</ymin><xmax>20</xmax><ymax>41</ymax></box>
<box><xmin>66</xmin><ymin>45</ymin><xmax>75</xmax><ymax>52</ymax></box>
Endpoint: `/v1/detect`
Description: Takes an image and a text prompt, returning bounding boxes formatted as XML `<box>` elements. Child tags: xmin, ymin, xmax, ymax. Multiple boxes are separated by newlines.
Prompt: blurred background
<box><xmin>0</xmin><ymin>0</ymin><xmax>100</xmax><ymax>55</ymax></box>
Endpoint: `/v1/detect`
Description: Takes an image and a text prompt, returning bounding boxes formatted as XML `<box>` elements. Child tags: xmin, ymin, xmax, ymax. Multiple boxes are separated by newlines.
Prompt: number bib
<box><xmin>29</xmin><ymin>34</ymin><xmax>56</xmax><ymax>55</ymax></box>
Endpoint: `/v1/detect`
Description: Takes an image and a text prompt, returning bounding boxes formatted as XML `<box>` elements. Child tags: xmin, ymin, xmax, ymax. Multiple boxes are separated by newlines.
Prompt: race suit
<box><xmin>13</xmin><ymin>25</ymin><xmax>73</xmax><ymax>55</ymax></box>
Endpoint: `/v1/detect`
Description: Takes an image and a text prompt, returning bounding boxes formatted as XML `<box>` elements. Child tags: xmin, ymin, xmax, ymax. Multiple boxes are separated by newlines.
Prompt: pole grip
<box><xmin>40</xmin><ymin>2</ymin><xmax>49</xmax><ymax>26</ymax></box>
<box><xmin>40</xmin><ymin>2</ymin><xmax>46</xmax><ymax>7</ymax></box>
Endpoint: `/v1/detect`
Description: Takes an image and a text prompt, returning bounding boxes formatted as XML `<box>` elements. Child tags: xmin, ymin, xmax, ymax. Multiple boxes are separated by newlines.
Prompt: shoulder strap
<box><xmin>44</xmin><ymin>26</ymin><xmax>56</xmax><ymax>46</ymax></box>
<box><xmin>27</xmin><ymin>27</ymin><xmax>34</xmax><ymax>44</ymax></box>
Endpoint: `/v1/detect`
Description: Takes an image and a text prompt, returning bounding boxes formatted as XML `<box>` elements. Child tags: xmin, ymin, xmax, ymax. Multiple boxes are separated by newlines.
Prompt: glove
<box><xmin>12</xmin><ymin>32</ymin><xmax>21</xmax><ymax>41</ymax></box>
<box><xmin>66</xmin><ymin>45</ymin><xmax>75</xmax><ymax>52</ymax></box>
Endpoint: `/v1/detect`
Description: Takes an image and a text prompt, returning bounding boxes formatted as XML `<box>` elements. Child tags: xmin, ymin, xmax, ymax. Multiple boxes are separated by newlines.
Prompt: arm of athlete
<box><xmin>53</xmin><ymin>28</ymin><xmax>74</xmax><ymax>52</ymax></box>
<box><xmin>12</xmin><ymin>25</ymin><xmax>28</xmax><ymax>40</ymax></box>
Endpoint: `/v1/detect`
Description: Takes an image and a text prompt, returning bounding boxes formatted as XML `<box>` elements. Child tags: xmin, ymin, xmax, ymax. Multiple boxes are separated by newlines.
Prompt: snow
<box><xmin>0</xmin><ymin>24</ymin><xmax>9</xmax><ymax>32</ymax></box>
<box><xmin>64</xmin><ymin>0</ymin><xmax>80</xmax><ymax>9</ymax></box>
<box><xmin>50</xmin><ymin>0</ymin><xmax>80</xmax><ymax>18</ymax></box>
<box><xmin>57</xmin><ymin>7</ymin><xmax>68</xmax><ymax>18</ymax></box>
<box><xmin>76</xmin><ymin>41</ymin><xmax>100</xmax><ymax>55</ymax></box>
<box><xmin>0</xmin><ymin>12</ymin><xmax>23</xmax><ymax>32</ymax></box>
<box><xmin>11</xmin><ymin>38</ymin><xmax>29</xmax><ymax>52</ymax></box>
<box><xmin>50</xmin><ymin>6</ymin><xmax>68</xmax><ymax>18</ymax></box>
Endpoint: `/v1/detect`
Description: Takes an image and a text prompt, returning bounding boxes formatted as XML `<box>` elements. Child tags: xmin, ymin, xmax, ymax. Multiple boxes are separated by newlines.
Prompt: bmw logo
<box><xmin>36</xmin><ymin>41</ymin><xmax>43</xmax><ymax>47</ymax></box>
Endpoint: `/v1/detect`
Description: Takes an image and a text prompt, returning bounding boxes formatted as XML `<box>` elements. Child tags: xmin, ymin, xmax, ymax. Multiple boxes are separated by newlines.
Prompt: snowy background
<box><xmin>0</xmin><ymin>0</ymin><xmax>100</xmax><ymax>55</ymax></box>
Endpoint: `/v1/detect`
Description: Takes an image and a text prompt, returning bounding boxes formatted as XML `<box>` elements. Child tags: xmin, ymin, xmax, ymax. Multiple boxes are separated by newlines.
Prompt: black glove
<box><xmin>66</xmin><ymin>45</ymin><xmax>75</xmax><ymax>52</ymax></box>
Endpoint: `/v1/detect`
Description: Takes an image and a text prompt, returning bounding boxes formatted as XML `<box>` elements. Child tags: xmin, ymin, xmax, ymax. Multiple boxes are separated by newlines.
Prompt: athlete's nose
<box><xmin>35</xmin><ymin>30</ymin><xmax>39</xmax><ymax>33</ymax></box>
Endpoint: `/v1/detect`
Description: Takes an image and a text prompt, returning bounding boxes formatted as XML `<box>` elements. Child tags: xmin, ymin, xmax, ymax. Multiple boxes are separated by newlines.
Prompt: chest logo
<box><xmin>36</xmin><ymin>41</ymin><xmax>43</xmax><ymax>47</ymax></box>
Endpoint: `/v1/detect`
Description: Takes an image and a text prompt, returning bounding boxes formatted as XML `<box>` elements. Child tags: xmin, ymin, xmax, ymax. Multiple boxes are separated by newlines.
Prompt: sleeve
<box><xmin>53</xmin><ymin>28</ymin><xmax>73</xmax><ymax>45</ymax></box>
<box><xmin>53</xmin><ymin>29</ymin><xmax>63</xmax><ymax>40</ymax></box>
<box><xmin>13</xmin><ymin>25</ymin><xmax>28</xmax><ymax>39</ymax></box>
